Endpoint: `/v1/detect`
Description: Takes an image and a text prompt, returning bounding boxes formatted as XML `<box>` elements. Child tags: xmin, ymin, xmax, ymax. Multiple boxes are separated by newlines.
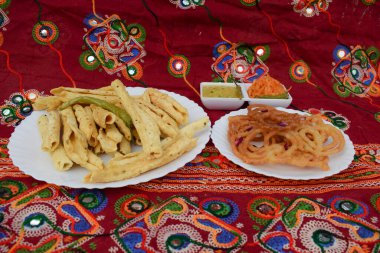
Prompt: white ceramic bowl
<box><xmin>240</xmin><ymin>83</ymin><xmax>293</xmax><ymax>108</ymax></box>
<box><xmin>200</xmin><ymin>82</ymin><xmax>245</xmax><ymax>110</ymax></box>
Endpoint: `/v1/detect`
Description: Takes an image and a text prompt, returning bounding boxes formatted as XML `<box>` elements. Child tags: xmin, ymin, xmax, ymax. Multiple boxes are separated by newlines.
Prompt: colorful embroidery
<box><xmin>354</xmin><ymin>145</ymin><xmax>380</xmax><ymax>165</ymax></box>
<box><xmin>253</xmin><ymin>44</ymin><xmax>270</xmax><ymax>62</ymax></box>
<box><xmin>292</xmin><ymin>0</ymin><xmax>332</xmax><ymax>17</ymax></box>
<box><xmin>370</xmin><ymin>193</ymin><xmax>380</xmax><ymax>214</ymax></box>
<box><xmin>58</xmin><ymin>201</ymin><xmax>101</xmax><ymax>234</ymax></box>
<box><xmin>113</xmin><ymin>196</ymin><xmax>246</xmax><ymax>252</ymax></box>
<box><xmin>0</xmin><ymin>8</ymin><xmax>10</xmax><ymax>29</ymax></box>
<box><xmin>248</xmin><ymin>196</ymin><xmax>284</xmax><ymax>226</ymax></box>
<box><xmin>76</xmin><ymin>189</ymin><xmax>108</xmax><ymax>214</ymax></box>
<box><xmin>307</xmin><ymin>108</ymin><xmax>350</xmax><ymax>131</ymax></box>
<box><xmin>169</xmin><ymin>0</ymin><xmax>205</xmax><ymax>9</ymax></box>
<box><xmin>126</xmin><ymin>23</ymin><xmax>146</xmax><ymax>44</ymax></box>
<box><xmin>122</xmin><ymin>62</ymin><xmax>144</xmax><ymax>81</ymax></box>
<box><xmin>258</xmin><ymin>197</ymin><xmax>380</xmax><ymax>252</ymax></box>
<box><xmin>187</xmin><ymin>150</ymin><xmax>234</xmax><ymax>169</ymax></box>
<box><xmin>114</xmin><ymin>194</ymin><xmax>151</xmax><ymax>220</ymax></box>
<box><xmin>0</xmin><ymin>89</ymin><xmax>42</xmax><ymax>127</ymax></box>
<box><xmin>332</xmin><ymin>45</ymin><xmax>378</xmax><ymax>98</ymax></box>
<box><xmin>328</xmin><ymin>196</ymin><xmax>369</xmax><ymax>217</ymax></box>
<box><xmin>211</xmin><ymin>42</ymin><xmax>268</xmax><ymax>83</ymax></box>
<box><xmin>361</xmin><ymin>0</ymin><xmax>377</xmax><ymax>5</ymax></box>
<box><xmin>0</xmin><ymin>180</ymin><xmax>27</xmax><ymax>202</ymax></box>
<box><xmin>82</xmin><ymin>14</ymin><xmax>147</xmax><ymax>78</ymax></box>
<box><xmin>240</xmin><ymin>0</ymin><xmax>260</xmax><ymax>7</ymax></box>
<box><xmin>167</xmin><ymin>54</ymin><xmax>191</xmax><ymax>78</ymax></box>
<box><xmin>0</xmin><ymin>138</ymin><xmax>8</xmax><ymax>158</ymax></box>
<box><xmin>32</xmin><ymin>21</ymin><xmax>59</xmax><ymax>45</ymax></box>
<box><xmin>79</xmin><ymin>50</ymin><xmax>100</xmax><ymax>71</ymax></box>
<box><xmin>200</xmin><ymin>197</ymin><xmax>240</xmax><ymax>224</ymax></box>
<box><xmin>0</xmin><ymin>0</ymin><xmax>11</xmax><ymax>9</ymax></box>
<box><xmin>289</xmin><ymin>60</ymin><xmax>311</xmax><ymax>83</ymax></box>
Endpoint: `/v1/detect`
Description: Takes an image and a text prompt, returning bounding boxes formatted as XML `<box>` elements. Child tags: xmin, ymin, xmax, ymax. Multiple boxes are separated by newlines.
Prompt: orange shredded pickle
<box><xmin>247</xmin><ymin>74</ymin><xmax>288</xmax><ymax>98</ymax></box>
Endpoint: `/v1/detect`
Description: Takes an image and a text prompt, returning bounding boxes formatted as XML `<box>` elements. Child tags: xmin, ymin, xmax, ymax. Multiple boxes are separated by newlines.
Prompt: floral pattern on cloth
<box><xmin>0</xmin><ymin>90</ymin><xmax>43</xmax><ymax>127</ymax></box>
<box><xmin>211</xmin><ymin>42</ymin><xmax>269</xmax><ymax>83</ymax></box>
<box><xmin>1</xmin><ymin>139</ymin><xmax>380</xmax><ymax>252</ymax></box>
<box><xmin>307</xmin><ymin>108</ymin><xmax>350</xmax><ymax>131</ymax></box>
<box><xmin>81</xmin><ymin>14</ymin><xmax>146</xmax><ymax>80</ymax></box>
<box><xmin>332</xmin><ymin>45</ymin><xmax>379</xmax><ymax>99</ymax></box>
<box><xmin>257</xmin><ymin>197</ymin><xmax>380</xmax><ymax>252</ymax></box>
<box><xmin>292</xmin><ymin>0</ymin><xmax>333</xmax><ymax>17</ymax></box>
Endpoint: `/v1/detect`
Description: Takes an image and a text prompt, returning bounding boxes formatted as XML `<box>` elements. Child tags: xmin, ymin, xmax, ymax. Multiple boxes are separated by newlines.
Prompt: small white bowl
<box><xmin>240</xmin><ymin>83</ymin><xmax>293</xmax><ymax>108</ymax></box>
<box><xmin>200</xmin><ymin>82</ymin><xmax>245</xmax><ymax>110</ymax></box>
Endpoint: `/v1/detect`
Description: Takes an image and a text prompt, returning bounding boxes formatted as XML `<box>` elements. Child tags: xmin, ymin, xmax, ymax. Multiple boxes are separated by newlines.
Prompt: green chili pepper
<box><xmin>59</xmin><ymin>96</ymin><xmax>132</xmax><ymax>128</ymax></box>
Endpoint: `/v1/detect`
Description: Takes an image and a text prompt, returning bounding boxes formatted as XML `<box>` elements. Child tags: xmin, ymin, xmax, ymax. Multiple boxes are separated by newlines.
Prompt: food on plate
<box><xmin>228</xmin><ymin>104</ymin><xmax>345</xmax><ymax>170</ymax></box>
<box><xmin>112</xmin><ymin>80</ymin><xmax>162</xmax><ymax>158</ymax></box>
<box><xmin>50</xmin><ymin>145</ymin><xmax>73</xmax><ymax>171</ymax></box>
<box><xmin>202</xmin><ymin>85</ymin><xmax>243</xmax><ymax>98</ymax></box>
<box><xmin>247</xmin><ymin>74</ymin><xmax>289</xmax><ymax>99</ymax></box>
<box><xmin>59</xmin><ymin>96</ymin><xmax>132</xmax><ymax>128</ymax></box>
<box><xmin>146</xmin><ymin>88</ymin><xmax>189</xmax><ymax>125</ymax></box>
<box><xmin>37</xmin><ymin>111</ymin><xmax>61</xmax><ymax>152</ymax></box>
<box><xmin>86</xmin><ymin>117</ymin><xmax>209</xmax><ymax>183</ymax></box>
<box><xmin>33</xmin><ymin>79</ymin><xmax>209</xmax><ymax>183</ymax></box>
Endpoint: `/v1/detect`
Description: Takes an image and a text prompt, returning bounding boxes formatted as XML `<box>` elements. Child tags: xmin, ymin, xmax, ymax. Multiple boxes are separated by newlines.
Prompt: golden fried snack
<box><xmin>37</xmin><ymin>111</ymin><xmax>61</xmax><ymax>152</ymax></box>
<box><xmin>50</xmin><ymin>86</ymin><xmax>121</xmax><ymax>105</ymax></box>
<box><xmin>111</xmin><ymin>79</ymin><xmax>162</xmax><ymax>158</ymax></box>
<box><xmin>97</xmin><ymin>128</ymin><xmax>118</xmax><ymax>153</ymax></box>
<box><xmin>135</xmin><ymin>99</ymin><xmax>179</xmax><ymax>138</ymax></box>
<box><xmin>90</xmin><ymin>104</ymin><xmax>116</xmax><ymax>128</ymax></box>
<box><xmin>50</xmin><ymin>144</ymin><xmax>74</xmax><ymax>171</ymax></box>
<box><xmin>33</xmin><ymin>96</ymin><xmax>63</xmax><ymax>111</ymax></box>
<box><xmin>146</xmin><ymin>88</ymin><xmax>189</xmax><ymax>125</ymax></box>
<box><xmin>84</xmin><ymin>117</ymin><xmax>209</xmax><ymax>183</ymax></box>
<box><xmin>83</xmin><ymin>106</ymin><xmax>99</xmax><ymax>147</ymax></box>
<box><xmin>51</xmin><ymin>86</ymin><xmax>115</xmax><ymax>96</ymax></box>
<box><xmin>114</xmin><ymin>117</ymin><xmax>132</xmax><ymax>141</ymax></box>
<box><xmin>105</xmin><ymin>124</ymin><xmax>123</xmax><ymax>143</ymax></box>
<box><xmin>60</xmin><ymin>107</ymin><xmax>89</xmax><ymax>165</ymax></box>
<box><xmin>228</xmin><ymin>105</ymin><xmax>345</xmax><ymax>171</ymax></box>
<box><xmin>73</xmin><ymin>104</ymin><xmax>98</xmax><ymax>147</ymax></box>
<box><xmin>119</xmin><ymin>137</ymin><xmax>131</xmax><ymax>155</ymax></box>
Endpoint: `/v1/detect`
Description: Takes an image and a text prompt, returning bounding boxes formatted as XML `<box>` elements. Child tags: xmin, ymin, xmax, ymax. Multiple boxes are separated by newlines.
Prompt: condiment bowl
<box><xmin>200</xmin><ymin>82</ymin><xmax>245</xmax><ymax>110</ymax></box>
<box><xmin>239</xmin><ymin>83</ymin><xmax>293</xmax><ymax>108</ymax></box>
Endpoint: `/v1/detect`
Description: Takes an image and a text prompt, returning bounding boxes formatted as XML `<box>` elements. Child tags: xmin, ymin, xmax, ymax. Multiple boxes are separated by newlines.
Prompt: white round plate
<box><xmin>8</xmin><ymin>87</ymin><xmax>211</xmax><ymax>189</ymax></box>
<box><xmin>211</xmin><ymin>108</ymin><xmax>355</xmax><ymax>180</ymax></box>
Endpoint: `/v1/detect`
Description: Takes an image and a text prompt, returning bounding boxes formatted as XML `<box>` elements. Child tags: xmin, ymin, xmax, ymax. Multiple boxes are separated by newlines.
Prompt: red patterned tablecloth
<box><xmin>1</xmin><ymin>0</ymin><xmax>380</xmax><ymax>252</ymax></box>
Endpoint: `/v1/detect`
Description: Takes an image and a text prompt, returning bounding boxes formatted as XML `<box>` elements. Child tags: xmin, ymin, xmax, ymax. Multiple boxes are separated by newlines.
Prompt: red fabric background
<box><xmin>1</xmin><ymin>0</ymin><xmax>379</xmax><ymax>143</ymax></box>
<box><xmin>1</xmin><ymin>1</ymin><xmax>380</xmax><ymax>252</ymax></box>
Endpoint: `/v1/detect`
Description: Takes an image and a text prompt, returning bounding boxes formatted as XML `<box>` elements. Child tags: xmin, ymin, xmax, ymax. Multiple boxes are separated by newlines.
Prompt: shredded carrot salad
<box><xmin>247</xmin><ymin>75</ymin><xmax>288</xmax><ymax>98</ymax></box>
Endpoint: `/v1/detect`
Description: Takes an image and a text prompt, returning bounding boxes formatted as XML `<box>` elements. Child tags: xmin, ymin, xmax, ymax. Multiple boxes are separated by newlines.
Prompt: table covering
<box><xmin>0</xmin><ymin>0</ymin><xmax>380</xmax><ymax>252</ymax></box>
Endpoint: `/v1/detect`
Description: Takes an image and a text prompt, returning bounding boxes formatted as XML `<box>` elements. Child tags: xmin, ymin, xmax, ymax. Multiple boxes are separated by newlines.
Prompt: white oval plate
<box><xmin>8</xmin><ymin>87</ymin><xmax>211</xmax><ymax>189</ymax></box>
<box><xmin>211</xmin><ymin>108</ymin><xmax>355</xmax><ymax>180</ymax></box>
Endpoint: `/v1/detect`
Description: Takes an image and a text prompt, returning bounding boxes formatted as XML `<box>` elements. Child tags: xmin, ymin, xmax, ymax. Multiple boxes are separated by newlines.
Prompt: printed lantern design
<box><xmin>331</xmin><ymin>45</ymin><xmax>379</xmax><ymax>98</ymax></box>
<box><xmin>211</xmin><ymin>42</ymin><xmax>269</xmax><ymax>83</ymax></box>
<box><xmin>292</xmin><ymin>0</ymin><xmax>332</xmax><ymax>17</ymax></box>
<box><xmin>81</xmin><ymin>14</ymin><xmax>146</xmax><ymax>79</ymax></box>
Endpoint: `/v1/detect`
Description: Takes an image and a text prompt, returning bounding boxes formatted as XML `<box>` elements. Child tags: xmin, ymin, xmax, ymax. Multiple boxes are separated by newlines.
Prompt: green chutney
<box><xmin>202</xmin><ymin>85</ymin><xmax>243</xmax><ymax>98</ymax></box>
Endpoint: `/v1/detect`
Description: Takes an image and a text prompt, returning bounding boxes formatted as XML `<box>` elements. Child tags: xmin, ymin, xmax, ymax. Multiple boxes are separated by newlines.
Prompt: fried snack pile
<box><xmin>228</xmin><ymin>105</ymin><xmax>345</xmax><ymax>170</ymax></box>
<box><xmin>34</xmin><ymin>79</ymin><xmax>209</xmax><ymax>183</ymax></box>
<box><xmin>247</xmin><ymin>74</ymin><xmax>288</xmax><ymax>99</ymax></box>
